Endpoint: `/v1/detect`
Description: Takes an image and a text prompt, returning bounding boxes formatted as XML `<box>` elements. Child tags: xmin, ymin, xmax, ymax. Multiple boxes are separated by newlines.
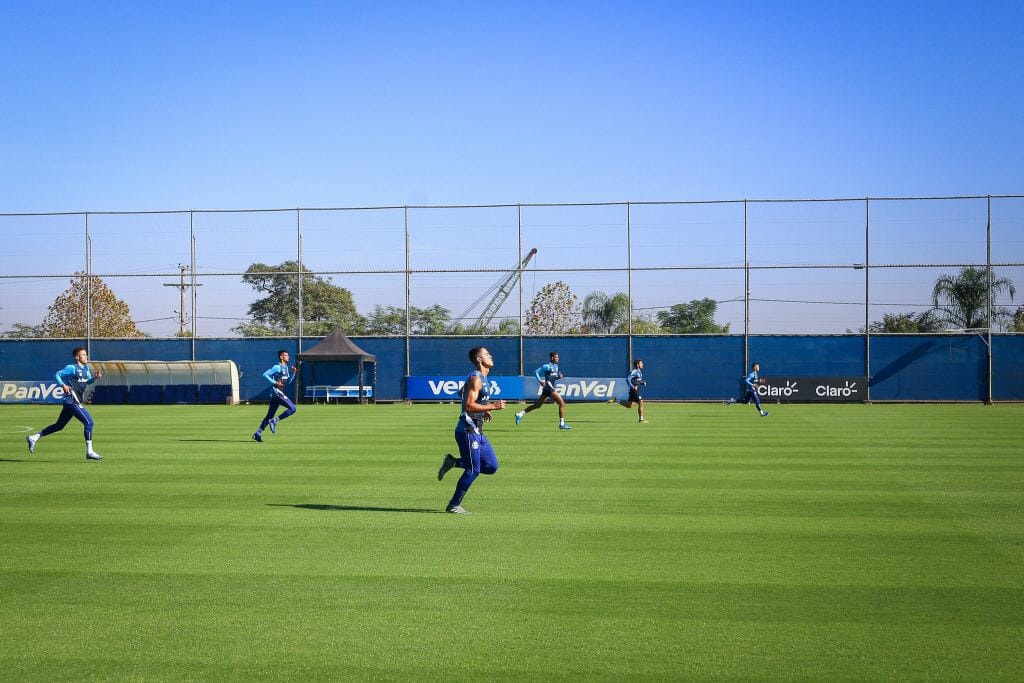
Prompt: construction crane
<box><xmin>449</xmin><ymin>248</ymin><xmax>537</xmax><ymax>333</ymax></box>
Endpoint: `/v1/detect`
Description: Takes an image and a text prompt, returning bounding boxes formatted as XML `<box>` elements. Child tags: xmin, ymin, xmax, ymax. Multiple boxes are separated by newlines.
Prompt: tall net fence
<box><xmin>3</xmin><ymin>195</ymin><xmax>1023</xmax><ymax>341</ymax></box>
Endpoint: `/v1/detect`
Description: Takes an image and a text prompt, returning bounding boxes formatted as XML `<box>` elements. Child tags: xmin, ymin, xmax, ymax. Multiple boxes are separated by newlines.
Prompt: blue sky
<box><xmin>2</xmin><ymin>1</ymin><xmax>1021</xmax><ymax>211</ymax></box>
<box><xmin>1</xmin><ymin>2</ymin><xmax>1022</xmax><ymax>336</ymax></box>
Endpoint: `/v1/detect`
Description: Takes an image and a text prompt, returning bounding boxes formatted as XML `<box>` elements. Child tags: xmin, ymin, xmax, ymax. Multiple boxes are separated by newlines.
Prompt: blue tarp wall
<box><xmin>2</xmin><ymin>334</ymin><xmax>1023</xmax><ymax>402</ymax></box>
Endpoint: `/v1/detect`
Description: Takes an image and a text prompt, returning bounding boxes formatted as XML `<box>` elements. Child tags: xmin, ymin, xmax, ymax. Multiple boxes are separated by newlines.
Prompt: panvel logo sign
<box><xmin>536</xmin><ymin>378</ymin><xmax>621</xmax><ymax>401</ymax></box>
<box><xmin>406</xmin><ymin>376</ymin><xmax>626</xmax><ymax>402</ymax></box>
<box><xmin>0</xmin><ymin>381</ymin><xmax>67</xmax><ymax>404</ymax></box>
<box><xmin>757</xmin><ymin>376</ymin><xmax>867</xmax><ymax>403</ymax></box>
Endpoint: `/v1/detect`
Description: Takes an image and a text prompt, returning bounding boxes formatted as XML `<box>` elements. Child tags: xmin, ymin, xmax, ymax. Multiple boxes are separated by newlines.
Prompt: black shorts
<box><xmin>629</xmin><ymin>387</ymin><xmax>643</xmax><ymax>402</ymax></box>
<box><xmin>540</xmin><ymin>383</ymin><xmax>558</xmax><ymax>399</ymax></box>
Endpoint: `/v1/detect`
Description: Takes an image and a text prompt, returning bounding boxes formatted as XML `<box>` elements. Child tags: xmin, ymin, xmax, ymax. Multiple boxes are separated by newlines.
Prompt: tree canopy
<box><xmin>525</xmin><ymin>281</ymin><xmax>582</xmax><ymax>335</ymax></box>
<box><xmin>581</xmin><ymin>291</ymin><xmax>631</xmax><ymax>333</ymax></box>
<box><xmin>21</xmin><ymin>273</ymin><xmax>146</xmax><ymax>338</ymax></box>
<box><xmin>235</xmin><ymin>261</ymin><xmax>362</xmax><ymax>336</ymax></box>
<box><xmin>931</xmin><ymin>266</ymin><xmax>1016</xmax><ymax>331</ymax></box>
<box><xmin>657</xmin><ymin>298</ymin><xmax>730</xmax><ymax>334</ymax></box>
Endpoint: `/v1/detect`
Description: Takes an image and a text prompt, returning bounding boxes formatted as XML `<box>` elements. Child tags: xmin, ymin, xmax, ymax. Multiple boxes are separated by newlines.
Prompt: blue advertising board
<box><xmin>406</xmin><ymin>376</ymin><xmax>627</xmax><ymax>402</ymax></box>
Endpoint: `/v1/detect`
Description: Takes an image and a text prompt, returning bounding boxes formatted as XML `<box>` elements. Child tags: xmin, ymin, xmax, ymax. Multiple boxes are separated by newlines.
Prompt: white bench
<box><xmin>305</xmin><ymin>385</ymin><xmax>373</xmax><ymax>403</ymax></box>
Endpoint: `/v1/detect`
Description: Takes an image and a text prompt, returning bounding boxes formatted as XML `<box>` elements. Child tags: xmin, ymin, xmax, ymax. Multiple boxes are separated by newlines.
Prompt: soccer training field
<box><xmin>2</xmin><ymin>402</ymin><xmax>1023</xmax><ymax>680</ymax></box>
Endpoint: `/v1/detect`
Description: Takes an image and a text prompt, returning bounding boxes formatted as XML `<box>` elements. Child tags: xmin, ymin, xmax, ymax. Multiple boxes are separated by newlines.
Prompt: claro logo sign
<box><xmin>815</xmin><ymin>380</ymin><xmax>860</xmax><ymax>398</ymax></box>
<box><xmin>757</xmin><ymin>376</ymin><xmax>867</xmax><ymax>403</ymax></box>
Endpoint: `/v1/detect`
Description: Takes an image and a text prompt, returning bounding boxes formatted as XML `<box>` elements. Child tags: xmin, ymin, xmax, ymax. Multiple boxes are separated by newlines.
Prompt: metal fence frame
<box><xmin>4</xmin><ymin>194</ymin><xmax>1023</xmax><ymax>402</ymax></box>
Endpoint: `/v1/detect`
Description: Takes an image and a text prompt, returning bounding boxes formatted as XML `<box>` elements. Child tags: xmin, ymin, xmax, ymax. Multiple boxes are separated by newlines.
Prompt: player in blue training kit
<box><xmin>609</xmin><ymin>359</ymin><xmax>647</xmax><ymax>423</ymax></box>
<box><xmin>26</xmin><ymin>346</ymin><xmax>104</xmax><ymax>460</ymax></box>
<box><xmin>437</xmin><ymin>346</ymin><xmax>507</xmax><ymax>514</ymax></box>
<box><xmin>514</xmin><ymin>351</ymin><xmax>571</xmax><ymax>429</ymax></box>
<box><xmin>252</xmin><ymin>349</ymin><xmax>297</xmax><ymax>442</ymax></box>
<box><xmin>726</xmin><ymin>362</ymin><xmax>769</xmax><ymax>416</ymax></box>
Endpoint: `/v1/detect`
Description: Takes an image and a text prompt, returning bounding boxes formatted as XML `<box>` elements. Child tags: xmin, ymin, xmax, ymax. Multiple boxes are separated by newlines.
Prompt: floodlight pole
<box><xmin>85</xmin><ymin>212</ymin><xmax>92</xmax><ymax>353</ymax></box>
<box><xmin>517</xmin><ymin>204</ymin><xmax>524</xmax><ymax>376</ymax></box>
<box><xmin>986</xmin><ymin>195</ymin><xmax>993</xmax><ymax>405</ymax></box>
<box><xmin>743</xmin><ymin>200</ymin><xmax>749</xmax><ymax>371</ymax></box>
<box><xmin>297</xmin><ymin>208</ymin><xmax>303</xmax><ymax>354</ymax></box>
<box><xmin>626</xmin><ymin>202</ymin><xmax>633</xmax><ymax>364</ymax></box>
<box><xmin>864</xmin><ymin>198</ymin><xmax>871</xmax><ymax>403</ymax></box>
<box><xmin>190</xmin><ymin>212</ymin><xmax>197</xmax><ymax>360</ymax></box>
<box><xmin>404</xmin><ymin>206</ymin><xmax>411</xmax><ymax>379</ymax></box>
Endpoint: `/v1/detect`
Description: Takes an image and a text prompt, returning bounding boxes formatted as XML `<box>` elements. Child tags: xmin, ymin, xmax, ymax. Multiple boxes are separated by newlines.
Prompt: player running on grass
<box><xmin>609</xmin><ymin>358</ymin><xmax>647</xmax><ymax>423</ymax></box>
<box><xmin>514</xmin><ymin>351</ymin><xmax>571</xmax><ymax>430</ymax></box>
<box><xmin>437</xmin><ymin>346</ymin><xmax>506</xmax><ymax>514</ymax></box>
<box><xmin>252</xmin><ymin>349</ymin><xmax>297</xmax><ymax>442</ymax></box>
<box><xmin>26</xmin><ymin>346</ymin><xmax>104</xmax><ymax>460</ymax></box>
<box><xmin>725</xmin><ymin>362</ymin><xmax>770</xmax><ymax>416</ymax></box>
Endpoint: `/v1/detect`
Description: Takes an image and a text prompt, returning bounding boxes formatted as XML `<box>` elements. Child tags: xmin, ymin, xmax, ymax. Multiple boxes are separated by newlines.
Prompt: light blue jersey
<box><xmin>55</xmin><ymin>363</ymin><xmax>95</xmax><ymax>404</ymax></box>
<box><xmin>744</xmin><ymin>369</ymin><xmax>760</xmax><ymax>390</ymax></box>
<box><xmin>535</xmin><ymin>362</ymin><xmax>562</xmax><ymax>387</ymax></box>
<box><xmin>456</xmin><ymin>370</ymin><xmax>492</xmax><ymax>435</ymax></box>
<box><xmin>628</xmin><ymin>368</ymin><xmax>644</xmax><ymax>389</ymax></box>
<box><xmin>263</xmin><ymin>363</ymin><xmax>295</xmax><ymax>395</ymax></box>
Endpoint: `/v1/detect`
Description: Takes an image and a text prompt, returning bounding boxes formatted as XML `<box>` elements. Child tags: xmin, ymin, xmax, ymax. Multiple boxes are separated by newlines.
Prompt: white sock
<box><xmin>560</xmin><ymin>418</ymin><xmax>565</xmax><ymax>426</ymax></box>
<box><xmin>516</xmin><ymin>411</ymin><xmax>524</xmax><ymax>418</ymax></box>
<box><xmin>30</xmin><ymin>433</ymin><xmax>40</xmax><ymax>441</ymax></box>
<box><xmin>86</xmin><ymin>439</ymin><xmax>95</xmax><ymax>453</ymax></box>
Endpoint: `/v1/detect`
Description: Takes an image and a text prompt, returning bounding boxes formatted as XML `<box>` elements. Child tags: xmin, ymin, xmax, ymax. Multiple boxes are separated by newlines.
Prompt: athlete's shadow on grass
<box><xmin>268</xmin><ymin>503</ymin><xmax>444</xmax><ymax>514</ymax></box>
<box><xmin>0</xmin><ymin>458</ymin><xmax>60</xmax><ymax>463</ymax></box>
<box><xmin>178</xmin><ymin>439</ymin><xmax>254</xmax><ymax>443</ymax></box>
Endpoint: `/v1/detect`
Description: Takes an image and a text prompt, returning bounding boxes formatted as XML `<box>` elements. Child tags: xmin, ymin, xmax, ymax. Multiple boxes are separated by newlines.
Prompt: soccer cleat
<box><xmin>437</xmin><ymin>453</ymin><xmax>457</xmax><ymax>481</ymax></box>
<box><xmin>606</xmin><ymin>398</ymin><xmax>619</xmax><ymax>405</ymax></box>
<box><xmin>559</xmin><ymin>423</ymin><xmax>572</xmax><ymax>430</ymax></box>
<box><xmin>252</xmin><ymin>432</ymin><xmax>262</xmax><ymax>443</ymax></box>
<box><xmin>26</xmin><ymin>434</ymin><xmax>38</xmax><ymax>454</ymax></box>
<box><xmin>268</xmin><ymin>418</ymin><xmax>278</xmax><ymax>434</ymax></box>
<box><xmin>446</xmin><ymin>505</ymin><xmax>471</xmax><ymax>514</ymax></box>
<box><xmin>725</xmin><ymin>398</ymin><xmax>736</xmax><ymax>405</ymax></box>
<box><xmin>760</xmin><ymin>411</ymin><xmax>770</xmax><ymax>417</ymax></box>
<box><xmin>514</xmin><ymin>412</ymin><xmax>523</xmax><ymax>426</ymax></box>
<box><xmin>86</xmin><ymin>451</ymin><xmax>103</xmax><ymax>461</ymax></box>
<box><xmin>639</xmin><ymin>419</ymin><xmax>648</xmax><ymax>424</ymax></box>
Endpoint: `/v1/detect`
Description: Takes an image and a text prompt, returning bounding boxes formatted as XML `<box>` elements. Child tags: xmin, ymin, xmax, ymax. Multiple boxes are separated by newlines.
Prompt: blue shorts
<box><xmin>454</xmin><ymin>428</ymin><xmax>498</xmax><ymax>476</ymax></box>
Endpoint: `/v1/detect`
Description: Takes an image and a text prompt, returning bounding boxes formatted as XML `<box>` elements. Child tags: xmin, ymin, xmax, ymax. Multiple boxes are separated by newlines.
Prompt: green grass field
<box><xmin>2</xmin><ymin>401</ymin><xmax>1023</xmax><ymax>681</ymax></box>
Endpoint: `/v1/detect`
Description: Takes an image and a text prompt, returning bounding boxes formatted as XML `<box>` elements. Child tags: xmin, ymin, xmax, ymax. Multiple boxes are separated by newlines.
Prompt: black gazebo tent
<box><xmin>296</xmin><ymin>331</ymin><xmax>376</xmax><ymax>403</ymax></box>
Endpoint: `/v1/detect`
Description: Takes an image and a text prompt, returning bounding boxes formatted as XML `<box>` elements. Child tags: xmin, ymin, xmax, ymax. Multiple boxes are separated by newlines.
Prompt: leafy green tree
<box><xmin>525</xmin><ymin>281</ymin><xmax>582</xmax><ymax>335</ymax></box>
<box><xmin>34</xmin><ymin>272</ymin><xmax>145</xmax><ymax>338</ymax></box>
<box><xmin>865</xmin><ymin>311</ymin><xmax>945</xmax><ymax>333</ymax></box>
<box><xmin>931</xmin><ymin>266</ymin><xmax>1016</xmax><ymax>331</ymax></box>
<box><xmin>410</xmin><ymin>305</ymin><xmax>452</xmax><ymax>335</ymax></box>
<box><xmin>363</xmin><ymin>306</ymin><xmax>405</xmax><ymax>335</ymax></box>
<box><xmin>234</xmin><ymin>261</ymin><xmax>363</xmax><ymax>336</ymax></box>
<box><xmin>582</xmin><ymin>291</ymin><xmax>631</xmax><ymax>333</ymax></box>
<box><xmin>630</xmin><ymin>313</ymin><xmax>664</xmax><ymax>334</ymax></box>
<box><xmin>1010</xmin><ymin>306</ymin><xmax>1024</xmax><ymax>333</ymax></box>
<box><xmin>492</xmin><ymin>317</ymin><xmax>521</xmax><ymax>334</ymax></box>
<box><xmin>657</xmin><ymin>298</ymin><xmax>730</xmax><ymax>333</ymax></box>
<box><xmin>2</xmin><ymin>322</ymin><xmax>43</xmax><ymax>338</ymax></box>
<box><xmin>362</xmin><ymin>304</ymin><xmax>452</xmax><ymax>335</ymax></box>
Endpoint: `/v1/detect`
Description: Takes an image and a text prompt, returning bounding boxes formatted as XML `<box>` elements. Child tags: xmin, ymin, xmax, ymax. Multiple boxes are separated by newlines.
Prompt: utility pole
<box><xmin>163</xmin><ymin>264</ymin><xmax>201</xmax><ymax>336</ymax></box>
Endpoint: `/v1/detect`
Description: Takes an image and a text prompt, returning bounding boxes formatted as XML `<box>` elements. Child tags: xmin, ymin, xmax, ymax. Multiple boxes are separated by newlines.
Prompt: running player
<box><xmin>252</xmin><ymin>349</ymin><xmax>297</xmax><ymax>442</ymax></box>
<box><xmin>609</xmin><ymin>358</ymin><xmax>647</xmax><ymax>423</ymax></box>
<box><xmin>26</xmin><ymin>346</ymin><xmax>104</xmax><ymax>460</ymax></box>
<box><xmin>514</xmin><ymin>351</ymin><xmax>571</xmax><ymax>430</ymax></box>
<box><xmin>436</xmin><ymin>346</ymin><xmax>506</xmax><ymax>514</ymax></box>
<box><xmin>726</xmin><ymin>362</ymin><xmax>769</xmax><ymax>416</ymax></box>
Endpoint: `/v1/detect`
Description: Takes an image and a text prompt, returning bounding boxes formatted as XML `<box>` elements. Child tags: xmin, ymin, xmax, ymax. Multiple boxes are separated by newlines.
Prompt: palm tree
<box><xmin>581</xmin><ymin>291</ymin><xmax>631</xmax><ymax>333</ymax></box>
<box><xmin>931</xmin><ymin>266</ymin><xmax>1016</xmax><ymax>330</ymax></box>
